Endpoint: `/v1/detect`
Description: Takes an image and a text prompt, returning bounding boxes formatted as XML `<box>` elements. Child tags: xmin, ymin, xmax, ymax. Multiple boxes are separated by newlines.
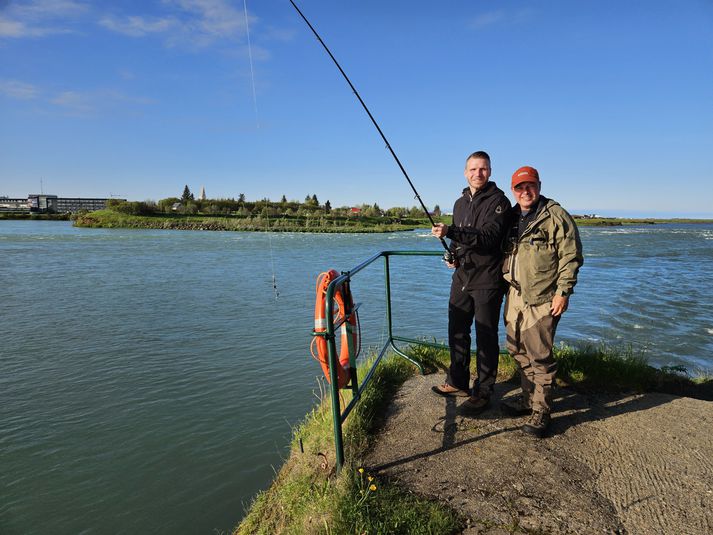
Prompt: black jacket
<box><xmin>446</xmin><ymin>181</ymin><xmax>511</xmax><ymax>290</ymax></box>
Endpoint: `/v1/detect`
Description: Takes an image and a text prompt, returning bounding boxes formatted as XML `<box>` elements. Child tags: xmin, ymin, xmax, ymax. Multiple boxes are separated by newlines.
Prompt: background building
<box><xmin>0</xmin><ymin>194</ymin><xmax>121</xmax><ymax>213</ymax></box>
<box><xmin>0</xmin><ymin>197</ymin><xmax>30</xmax><ymax>212</ymax></box>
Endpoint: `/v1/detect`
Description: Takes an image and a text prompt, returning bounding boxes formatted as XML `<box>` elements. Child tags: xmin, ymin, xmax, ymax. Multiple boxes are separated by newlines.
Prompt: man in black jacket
<box><xmin>431</xmin><ymin>151</ymin><xmax>511</xmax><ymax>413</ymax></box>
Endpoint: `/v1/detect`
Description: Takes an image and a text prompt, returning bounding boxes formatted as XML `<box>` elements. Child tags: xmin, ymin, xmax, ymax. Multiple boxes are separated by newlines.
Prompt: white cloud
<box><xmin>12</xmin><ymin>0</ymin><xmax>88</xmax><ymax>18</ymax></box>
<box><xmin>118</xmin><ymin>69</ymin><xmax>137</xmax><ymax>80</ymax></box>
<box><xmin>468</xmin><ymin>8</ymin><xmax>533</xmax><ymax>30</ymax></box>
<box><xmin>166</xmin><ymin>0</ymin><xmax>246</xmax><ymax>38</ymax></box>
<box><xmin>469</xmin><ymin>10</ymin><xmax>506</xmax><ymax>29</ymax></box>
<box><xmin>99</xmin><ymin>14</ymin><xmax>178</xmax><ymax>37</ymax></box>
<box><xmin>0</xmin><ymin>79</ymin><xmax>40</xmax><ymax>99</ymax></box>
<box><xmin>262</xmin><ymin>26</ymin><xmax>296</xmax><ymax>43</ymax></box>
<box><xmin>0</xmin><ymin>17</ymin><xmax>27</xmax><ymax>37</ymax></box>
<box><xmin>98</xmin><ymin>0</ymin><xmax>251</xmax><ymax>48</ymax></box>
<box><xmin>0</xmin><ymin>0</ymin><xmax>88</xmax><ymax>38</ymax></box>
<box><xmin>1</xmin><ymin>0</ymin><xmax>269</xmax><ymax>55</ymax></box>
<box><xmin>51</xmin><ymin>90</ymin><xmax>94</xmax><ymax>113</ymax></box>
<box><xmin>47</xmin><ymin>88</ymin><xmax>155</xmax><ymax>116</ymax></box>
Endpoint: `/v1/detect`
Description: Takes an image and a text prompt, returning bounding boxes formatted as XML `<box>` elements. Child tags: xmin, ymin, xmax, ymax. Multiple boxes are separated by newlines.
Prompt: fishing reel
<box><xmin>443</xmin><ymin>250</ymin><xmax>456</xmax><ymax>265</ymax></box>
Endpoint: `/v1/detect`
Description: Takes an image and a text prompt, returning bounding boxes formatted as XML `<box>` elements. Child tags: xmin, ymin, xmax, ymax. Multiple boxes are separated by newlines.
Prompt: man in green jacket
<box><xmin>501</xmin><ymin>166</ymin><xmax>583</xmax><ymax>437</ymax></box>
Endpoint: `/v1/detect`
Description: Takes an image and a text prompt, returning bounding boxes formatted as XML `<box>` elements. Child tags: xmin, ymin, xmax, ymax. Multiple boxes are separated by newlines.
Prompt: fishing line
<box><xmin>265</xmin><ymin>209</ymin><xmax>280</xmax><ymax>299</ymax></box>
<box><xmin>243</xmin><ymin>0</ymin><xmax>260</xmax><ymax>128</ymax></box>
<box><xmin>289</xmin><ymin>0</ymin><xmax>453</xmax><ymax>262</ymax></box>
<box><xmin>244</xmin><ymin>1</ymin><xmax>278</xmax><ymax>297</ymax></box>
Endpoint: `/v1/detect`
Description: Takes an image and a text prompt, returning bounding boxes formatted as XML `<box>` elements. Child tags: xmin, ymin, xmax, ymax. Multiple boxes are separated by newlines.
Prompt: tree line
<box><xmin>105</xmin><ymin>185</ymin><xmax>441</xmax><ymax>220</ymax></box>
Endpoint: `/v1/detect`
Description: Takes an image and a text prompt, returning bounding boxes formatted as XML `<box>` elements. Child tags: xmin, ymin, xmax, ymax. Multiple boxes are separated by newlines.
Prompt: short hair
<box><xmin>465</xmin><ymin>151</ymin><xmax>491</xmax><ymax>168</ymax></box>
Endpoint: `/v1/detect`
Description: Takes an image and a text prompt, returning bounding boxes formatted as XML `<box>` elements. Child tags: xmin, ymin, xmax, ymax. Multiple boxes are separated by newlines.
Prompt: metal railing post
<box><xmin>383</xmin><ymin>254</ymin><xmax>393</xmax><ymax>340</ymax></box>
<box><xmin>324</xmin><ymin>278</ymin><xmax>346</xmax><ymax>471</ymax></box>
<box><xmin>314</xmin><ymin>250</ymin><xmax>446</xmax><ymax>472</ymax></box>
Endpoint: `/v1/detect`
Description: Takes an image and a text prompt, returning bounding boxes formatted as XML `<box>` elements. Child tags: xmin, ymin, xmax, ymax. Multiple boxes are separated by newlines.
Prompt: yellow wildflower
<box><xmin>367</xmin><ymin>476</ymin><xmax>373</xmax><ymax>482</ymax></box>
<box><xmin>358</xmin><ymin>467</ymin><xmax>364</xmax><ymax>474</ymax></box>
<box><xmin>369</xmin><ymin>484</ymin><xmax>377</xmax><ymax>491</ymax></box>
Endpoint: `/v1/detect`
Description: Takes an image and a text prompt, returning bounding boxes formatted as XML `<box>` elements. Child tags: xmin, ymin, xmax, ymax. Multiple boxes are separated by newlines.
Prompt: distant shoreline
<box><xmin>69</xmin><ymin>210</ymin><xmax>431</xmax><ymax>233</ymax></box>
<box><xmin>573</xmin><ymin>217</ymin><xmax>713</xmax><ymax>226</ymax></box>
<box><xmin>2</xmin><ymin>212</ymin><xmax>712</xmax><ymax>229</ymax></box>
<box><xmin>0</xmin><ymin>213</ymin><xmax>71</xmax><ymax>221</ymax></box>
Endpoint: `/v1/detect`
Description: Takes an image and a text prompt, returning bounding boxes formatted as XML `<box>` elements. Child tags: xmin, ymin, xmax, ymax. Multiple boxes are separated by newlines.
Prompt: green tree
<box><xmin>312</xmin><ymin>194</ymin><xmax>319</xmax><ymax>206</ymax></box>
<box><xmin>364</xmin><ymin>203</ymin><xmax>382</xmax><ymax>217</ymax></box>
<box><xmin>111</xmin><ymin>201</ymin><xmax>155</xmax><ymax>216</ymax></box>
<box><xmin>432</xmin><ymin>204</ymin><xmax>441</xmax><ymax>217</ymax></box>
<box><xmin>386</xmin><ymin>206</ymin><xmax>406</xmax><ymax>218</ymax></box>
<box><xmin>280</xmin><ymin>195</ymin><xmax>287</xmax><ymax>204</ymax></box>
<box><xmin>324</xmin><ymin>199</ymin><xmax>331</xmax><ymax>214</ymax></box>
<box><xmin>238</xmin><ymin>193</ymin><xmax>246</xmax><ymax>203</ymax></box>
<box><xmin>181</xmin><ymin>185</ymin><xmax>194</xmax><ymax>202</ymax></box>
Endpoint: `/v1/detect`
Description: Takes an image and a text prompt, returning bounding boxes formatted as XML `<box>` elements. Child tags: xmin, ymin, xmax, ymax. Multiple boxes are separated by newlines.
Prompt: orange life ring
<box><xmin>311</xmin><ymin>269</ymin><xmax>358</xmax><ymax>388</ymax></box>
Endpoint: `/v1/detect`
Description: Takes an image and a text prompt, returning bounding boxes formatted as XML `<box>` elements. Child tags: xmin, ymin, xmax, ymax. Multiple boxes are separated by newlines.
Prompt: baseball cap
<box><xmin>511</xmin><ymin>166</ymin><xmax>540</xmax><ymax>188</ymax></box>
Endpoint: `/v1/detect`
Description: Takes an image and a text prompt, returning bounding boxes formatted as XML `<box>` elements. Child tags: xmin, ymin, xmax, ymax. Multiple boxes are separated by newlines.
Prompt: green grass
<box><xmin>574</xmin><ymin>217</ymin><xmax>713</xmax><ymax>226</ymax></box>
<box><xmin>552</xmin><ymin>343</ymin><xmax>713</xmax><ymax>398</ymax></box>
<box><xmin>71</xmin><ymin>210</ymin><xmax>436</xmax><ymax>233</ymax></box>
<box><xmin>235</xmin><ymin>348</ymin><xmax>463</xmax><ymax>535</ymax></box>
<box><xmin>0</xmin><ymin>212</ymin><xmax>71</xmax><ymax>220</ymax></box>
<box><xmin>235</xmin><ymin>343</ymin><xmax>711</xmax><ymax>534</ymax></box>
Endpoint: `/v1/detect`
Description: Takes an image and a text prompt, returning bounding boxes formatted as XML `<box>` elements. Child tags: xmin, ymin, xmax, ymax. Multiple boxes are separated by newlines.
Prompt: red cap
<box><xmin>511</xmin><ymin>166</ymin><xmax>540</xmax><ymax>187</ymax></box>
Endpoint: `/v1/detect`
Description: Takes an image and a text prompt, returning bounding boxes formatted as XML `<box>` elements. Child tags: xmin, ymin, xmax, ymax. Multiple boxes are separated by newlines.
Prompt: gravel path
<box><xmin>365</xmin><ymin>373</ymin><xmax>713</xmax><ymax>534</ymax></box>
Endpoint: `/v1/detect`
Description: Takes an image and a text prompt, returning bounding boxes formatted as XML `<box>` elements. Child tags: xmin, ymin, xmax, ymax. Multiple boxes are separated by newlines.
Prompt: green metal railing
<box><xmin>311</xmin><ymin>250</ymin><xmax>446</xmax><ymax>471</ymax></box>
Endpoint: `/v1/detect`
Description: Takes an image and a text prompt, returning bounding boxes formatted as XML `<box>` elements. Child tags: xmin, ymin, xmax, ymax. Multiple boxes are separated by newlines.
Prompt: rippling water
<box><xmin>1</xmin><ymin>221</ymin><xmax>711</xmax><ymax>534</ymax></box>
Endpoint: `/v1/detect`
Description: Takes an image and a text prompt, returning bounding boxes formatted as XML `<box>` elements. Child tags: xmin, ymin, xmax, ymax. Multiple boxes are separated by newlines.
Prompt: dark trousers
<box><xmin>447</xmin><ymin>284</ymin><xmax>504</xmax><ymax>395</ymax></box>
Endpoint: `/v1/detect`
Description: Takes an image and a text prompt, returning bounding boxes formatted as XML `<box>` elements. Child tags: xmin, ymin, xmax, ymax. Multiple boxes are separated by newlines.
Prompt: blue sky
<box><xmin>1</xmin><ymin>0</ymin><xmax>712</xmax><ymax>217</ymax></box>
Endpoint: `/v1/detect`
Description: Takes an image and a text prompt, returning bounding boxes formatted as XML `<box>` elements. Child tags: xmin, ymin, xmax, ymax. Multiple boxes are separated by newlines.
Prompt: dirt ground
<box><xmin>365</xmin><ymin>373</ymin><xmax>713</xmax><ymax>534</ymax></box>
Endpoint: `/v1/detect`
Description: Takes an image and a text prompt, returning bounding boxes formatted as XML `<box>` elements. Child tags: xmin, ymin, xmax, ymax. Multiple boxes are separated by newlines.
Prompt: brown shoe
<box><xmin>522</xmin><ymin>410</ymin><xmax>550</xmax><ymax>438</ymax></box>
<box><xmin>431</xmin><ymin>383</ymin><xmax>470</xmax><ymax>398</ymax></box>
<box><xmin>458</xmin><ymin>393</ymin><xmax>490</xmax><ymax>415</ymax></box>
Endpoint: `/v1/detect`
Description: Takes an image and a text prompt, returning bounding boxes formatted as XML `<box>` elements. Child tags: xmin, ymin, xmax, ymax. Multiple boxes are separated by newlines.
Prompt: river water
<box><xmin>1</xmin><ymin>221</ymin><xmax>712</xmax><ymax>534</ymax></box>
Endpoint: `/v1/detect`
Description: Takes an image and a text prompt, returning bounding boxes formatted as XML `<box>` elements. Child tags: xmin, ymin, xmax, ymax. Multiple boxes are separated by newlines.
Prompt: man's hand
<box><xmin>551</xmin><ymin>295</ymin><xmax>569</xmax><ymax>317</ymax></box>
<box><xmin>432</xmin><ymin>223</ymin><xmax>448</xmax><ymax>239</ymax></box>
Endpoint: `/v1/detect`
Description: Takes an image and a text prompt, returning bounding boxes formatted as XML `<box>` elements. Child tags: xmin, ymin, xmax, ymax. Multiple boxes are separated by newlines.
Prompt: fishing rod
<box><xmin>289</xmin><ymin>0</ymin><xmax>454</xmax><ymax>263</ymax></box>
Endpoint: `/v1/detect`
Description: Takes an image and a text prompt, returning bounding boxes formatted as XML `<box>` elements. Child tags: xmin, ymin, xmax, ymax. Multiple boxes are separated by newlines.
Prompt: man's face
<box><xmin>464</xmin><ymin>157</ymin><xmax>491</xmax><ymax>192</ymax></box>
<box><xmin>512</xmin><ymin>181</ymin><xmax>541</xmax><ymax>211</ymax></box>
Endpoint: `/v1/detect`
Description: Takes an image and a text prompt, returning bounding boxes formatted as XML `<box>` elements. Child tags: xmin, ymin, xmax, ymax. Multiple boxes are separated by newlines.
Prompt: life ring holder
<box><xmin>311</xmin><ymin>269</ymin><xmax>360</xmax><ymax>388</ymax></box>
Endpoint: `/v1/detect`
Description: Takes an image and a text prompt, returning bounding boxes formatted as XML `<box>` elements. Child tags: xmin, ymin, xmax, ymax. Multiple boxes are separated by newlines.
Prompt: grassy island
<box><xmin>71</xmin><ymin>196</ymin><xmax>439</xmax><ymax>233</ymax></box>
<box><xmin>235</xmin><ymin>344</ymin><xmax>711</xmax><ymax>534</ymax></box>
<box><xmin>67</xmin><ymin>197</ymin><xmax>712</xmax><ymax>233</ymax></box>
<box><xmin>72</xmin><ymin>209</ymin><xmax>435</xmax><ymax>233</ymax></box>
<box><xmin>573</xmin><ymin>216</ymin><xmax>713</xmax><ymax>226</ymax></box>
<box><xmin>6</xmin><ymin>193</ymin><xmax>709</xmax><ymax>230</ymax></box>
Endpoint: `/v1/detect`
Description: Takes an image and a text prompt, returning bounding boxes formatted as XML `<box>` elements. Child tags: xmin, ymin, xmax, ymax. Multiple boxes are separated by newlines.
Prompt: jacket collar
<box><xmin>516</xmin><ymin>196</ymin><xmax>558</xmax><ymax>237</ymax></box>
<box><xmin>461</xmin><ymin>180</ymin><xmax>498</xmax><ymax>199</ymax></box>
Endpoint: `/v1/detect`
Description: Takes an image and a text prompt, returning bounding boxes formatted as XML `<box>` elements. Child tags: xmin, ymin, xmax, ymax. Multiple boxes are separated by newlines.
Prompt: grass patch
<box><xmin>236</xmin><ymin>342</ymin><xmax>712</xmax><ymax>534</ymax></box>
<box><xmin>552</xmin><ymin>343</ymin><xmax>712</xmax><ymax>399</ymax></box>
<box><xmin>0</xmin><ymin>212</ymin><xmax>71</xmax><ymax>220</ymax></box>
<box><xmin>235</xmin><ymin>347</ymin><xmax>463</xmax><ymax>535</ymax></box>
<box><xmin>71</xmin><ymin>210</ymin><xmax>434</xmax><ymax>233</ymax></box>
<box><xmin>575</xmin><ymin>217</ymin><xmax>713</xmax><ymax>226</ymax></box>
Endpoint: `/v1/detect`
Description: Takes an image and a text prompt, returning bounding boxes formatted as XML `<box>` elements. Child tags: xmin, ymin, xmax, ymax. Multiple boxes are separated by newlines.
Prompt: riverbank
<box><xmin>0</xmin><ymin>213</ymin><xmax>71</xmax><ymax>221</ymax></box>
<box><xmin>71</xmin><ymin>209</ymin><xmax>433</xmax><ymax>233</ymax></box>
<box><xmin>574</xmin><ymin>217</ymin><xmax>713</xmax><ymax>226</ymax></box>
<box><xmin>235</xmin><ymin>345</ymin><xmax>712</xmax><ymax>534</ymax></box>
<box><xmin>67</xmin><ymin>211</ymin><xmax>713</xmax><ymax>232</ymax></box>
